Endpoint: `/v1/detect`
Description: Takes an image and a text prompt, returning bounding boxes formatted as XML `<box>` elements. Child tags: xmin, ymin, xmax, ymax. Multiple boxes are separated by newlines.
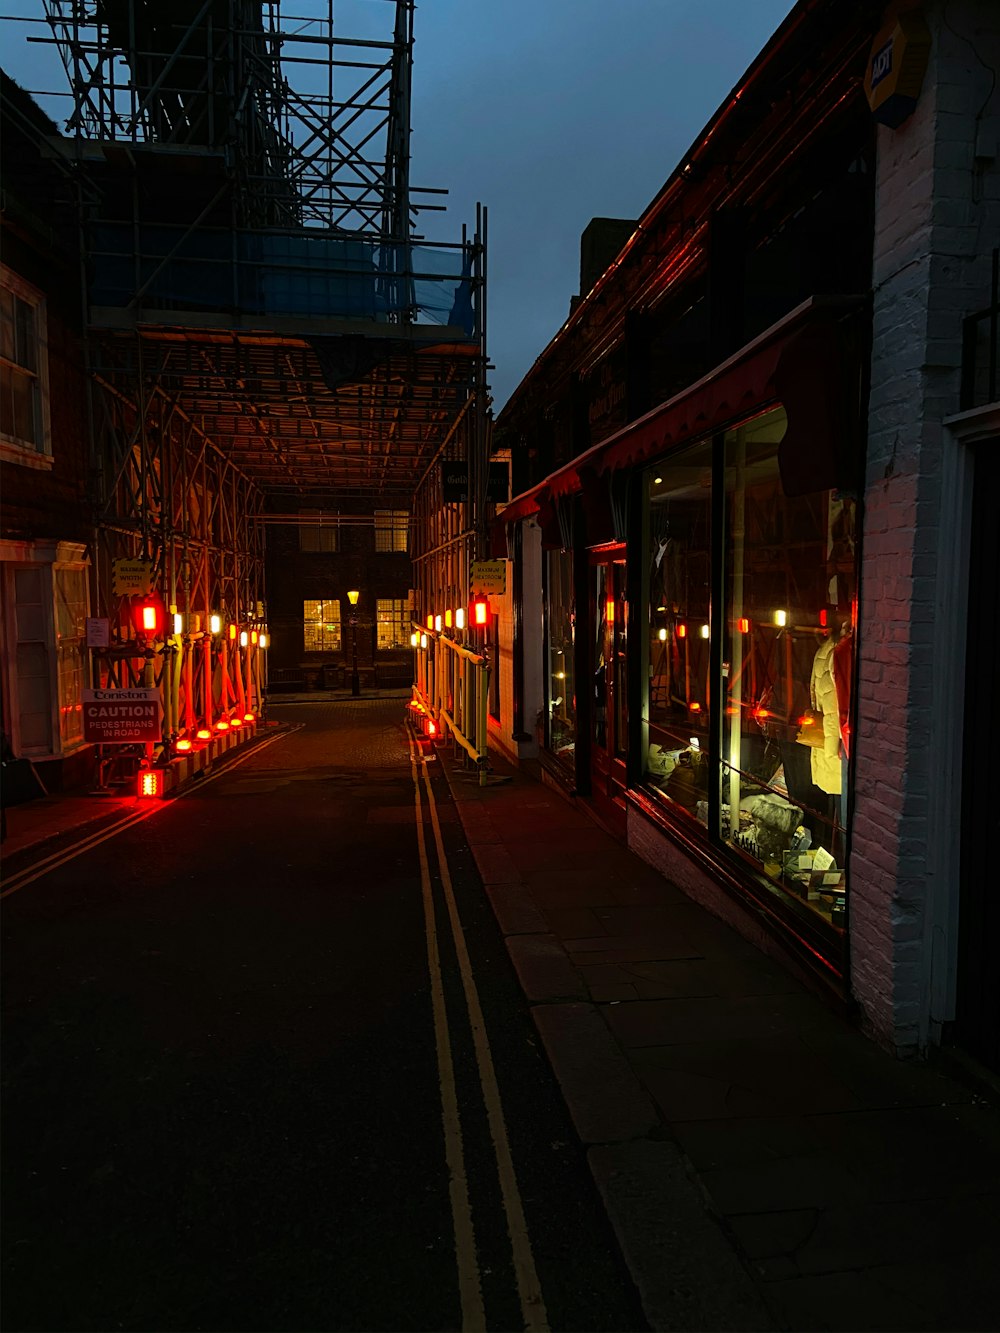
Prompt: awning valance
<box><xmin>494</xmin><ymin>295</ymin><xmax>867</xmax><ymax>545</ymax></box>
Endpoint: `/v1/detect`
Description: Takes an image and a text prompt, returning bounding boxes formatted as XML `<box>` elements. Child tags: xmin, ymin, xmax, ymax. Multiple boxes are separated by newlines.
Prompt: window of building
<box><xmin>3</xmin><ymin>549</ymin><xmax>90</xmax><ymax>758</ymax></box>
<box><xmin>0</xmin><ymin>266</ymin><xmax>50</xmax><ymax>462</ymax></box>
<box><xmin>641</xmin><ymin>405</ymin><xmax>858</xmax><ymax>948</ymax></box>
<box><xmin>719</xmin><ymin>407</ymin><xmax>854</xmax><ymax>937</ymax></box>
<box><xmin>375</xmin><ymin>509</ymin><xmax>408</xmax><ymax>552</ymax></box>
<box><xmin>54</xmin><ymin>565</ymin><xmax>88</xmax><ymax>750</ymax></box>
<box><xmin>644</xmin><ymin>436</ymin><xmax>713</xmax><ymax>817</ymax></box>
<box><xmin>299</xmin><ymin>510</ymin><xmax>339</xmax><ymax>553</ymax></box>
<box><xmin>544</xmin><ymin>549</ymin><xmax>576</xmax><ymax>770</ymax></box>
<box><xmin>376</xmin><ymin>595</ymin><xmax>413</xmax><ymax>650</ymax></box>
<box><xmin>303</xmin><ymin>599</ymin><xmax>342</xmax><ymax>652</ymax></box>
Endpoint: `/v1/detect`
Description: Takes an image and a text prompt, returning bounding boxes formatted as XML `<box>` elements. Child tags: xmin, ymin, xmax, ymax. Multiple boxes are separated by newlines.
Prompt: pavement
<box><xmin>4</xmin><ymin>715</ymin><xmax>1000</xmax><ymax>1332</ymax></box>
<box><xmin>440</xmin><ymin>748</ymin><xmax>1000</xmax><ymax>1333</ymax></box>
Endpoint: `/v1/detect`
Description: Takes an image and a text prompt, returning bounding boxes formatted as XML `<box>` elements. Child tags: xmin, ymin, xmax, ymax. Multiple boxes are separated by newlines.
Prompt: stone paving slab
<box><xmin>588</xmin><ymin>1140</ymin><xmax>774</xmax><ymax>1332</ymax></box>
<box><xmin>505</xmin><ymin>933</ymin><xmax>588</xmax><ymax>1002</ymax></box>
<box><xmin>483</xmin><ymin>883</ymin><xmax>548</xmax><ymax>936</ymax></box>
<box><xmin>632</xmin><ymin>1036</ymin><xmax>866</xmax><ymax>1120</ymax></box>
<box><xmin>467</xmin><ymin>841</ymin><xmax>523</xmax><ymax>886</ymax></box>
<box><xmin>532</xmin><ymin>1003</ymin><xmax>659</xmax><ymax>1144</ymax></box>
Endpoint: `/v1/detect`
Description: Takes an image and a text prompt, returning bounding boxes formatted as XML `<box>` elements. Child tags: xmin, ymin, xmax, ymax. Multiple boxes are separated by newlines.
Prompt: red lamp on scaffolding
<box><xmin>347</xmin><ymin>589</ymin><xmax>360</xmax><ymax>697</ymax></box>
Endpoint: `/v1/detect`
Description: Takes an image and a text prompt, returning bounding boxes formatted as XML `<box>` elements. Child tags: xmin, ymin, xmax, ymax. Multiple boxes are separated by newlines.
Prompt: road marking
<box><xmin>415</xmin><ymin>732</ymin><xmax>550</xmax><ymax>1333</ymax></box>
<box><xmin>0</xmin><ymin>730</ymin><xmax>290</xmax><ymax>899</ymax></box>
<box><xmin>407</xmin><ymin>732</ymin><xmax>485</xmax><ymax>1332</ymax></box>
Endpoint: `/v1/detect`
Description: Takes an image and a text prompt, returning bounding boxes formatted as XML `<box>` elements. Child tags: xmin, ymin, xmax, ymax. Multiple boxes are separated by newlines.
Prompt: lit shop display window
<box><xmin>645</xmin><ymin>436</ymin><xmax>713</xmax><ymax>819</ymax></box>
<box><xmin>644</xmin><ymin>407</ymin><xmax>857</xmax><ymax>937</ymax></box>
<box><xmin>545</xmin><ymin>548</ymin><xmax>577</xmax><ymax>771</ymax></box>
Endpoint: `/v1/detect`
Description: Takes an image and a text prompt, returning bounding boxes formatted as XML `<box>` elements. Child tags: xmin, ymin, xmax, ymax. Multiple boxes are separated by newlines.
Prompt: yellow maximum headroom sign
<box><xmin>470</xmin><ymin>559</ymin><xmax>507</xmax><ymax>596</ymax></box>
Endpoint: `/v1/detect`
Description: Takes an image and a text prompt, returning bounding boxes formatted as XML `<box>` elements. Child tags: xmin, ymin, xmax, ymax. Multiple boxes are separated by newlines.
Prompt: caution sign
<box><xmin>112</xmin><ymin>559</ymin><xmax>154</xmax><ymax>597</ymax></box>
<box><xmin>470</xmin><ymin>559</ymin><xmax>507</xmax><ymax>596</ymax></box>
<box><xmin>82</xmin><ymin>688</ymin><xmax>162</xmax><ymax>744</ymax></box>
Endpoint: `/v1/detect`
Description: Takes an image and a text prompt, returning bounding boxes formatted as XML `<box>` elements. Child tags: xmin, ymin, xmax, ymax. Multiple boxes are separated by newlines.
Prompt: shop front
<box><xmin>510</xmin><ymin>300</ymin><xmax>866</xmax><ymax>983</ymax></box>
<box><xmin>639</xmin><ymin>403</ymin><xmax>856</xmax><ymax>973</ymax></box>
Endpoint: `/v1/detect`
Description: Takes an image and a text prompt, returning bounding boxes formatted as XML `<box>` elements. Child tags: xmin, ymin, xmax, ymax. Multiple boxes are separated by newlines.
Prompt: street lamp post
<box><xmin>347</xmin><ymin>589</ymin><xmax>360</xmax><ymax>696</ymax></box>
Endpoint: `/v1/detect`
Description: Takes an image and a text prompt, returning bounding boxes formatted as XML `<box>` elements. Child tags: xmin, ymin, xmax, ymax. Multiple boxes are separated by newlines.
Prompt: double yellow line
<box><xmin>407</xmin><ymin>728</ymin><xmax>548</xmax><ymax>1333</ymax></box>
<box><xmin>0</xmin><ymin>730</ymin><xmax>291</xmax><ymax>900</ymax></box>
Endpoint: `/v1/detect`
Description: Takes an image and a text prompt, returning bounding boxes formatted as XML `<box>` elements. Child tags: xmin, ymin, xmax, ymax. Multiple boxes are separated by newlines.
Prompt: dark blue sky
<box><xmin>409</xmin><ymin>1</ymin><xmax>795</xmax><ymax>410</ymax></box>
<box><xmin>1</xmin><ymin>0</ymin><xmax>795</xmax><ymax>411</ymax></box>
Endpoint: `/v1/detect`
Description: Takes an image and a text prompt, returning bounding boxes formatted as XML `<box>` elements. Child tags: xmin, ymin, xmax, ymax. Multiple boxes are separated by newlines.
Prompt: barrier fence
<box><xmin>409</xmin><ymin>624</ymin><xmax>490</xmax><ymax>785</ymax></box>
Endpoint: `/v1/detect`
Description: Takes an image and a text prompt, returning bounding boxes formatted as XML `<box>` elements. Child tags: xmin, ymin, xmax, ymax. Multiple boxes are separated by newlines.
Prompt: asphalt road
<box><xmin>2</xmin><ymin>698</ymin><xmax>647</xmax><ymax>1333</ymax></box>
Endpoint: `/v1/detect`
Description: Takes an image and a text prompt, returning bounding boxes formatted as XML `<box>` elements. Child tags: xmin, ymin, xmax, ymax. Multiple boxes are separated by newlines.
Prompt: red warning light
<box><xmin>472</xmin><ymin>596</ymin><xmax>489</xmax><ymax>628</ymax></box>
<box><xmin>132</xmin><ymin>598</ymin><xmax>163</xmax><ymax>639</ymax></box>
<box><xmin>677</xmin><ymin>623</ymin><xmax>687</xmax><ymax>638</ymax></box>
<box><xmin>137</xmin><ymin>768</ymin><xmax>163</xmax><ymax>799</ymax></box>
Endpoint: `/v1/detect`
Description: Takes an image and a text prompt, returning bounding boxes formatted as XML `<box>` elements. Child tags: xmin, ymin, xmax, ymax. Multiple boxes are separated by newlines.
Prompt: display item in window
<box><xmin>809</xmin><ymin>636</ymin><xmax>842</xmax><ymax>794</ymax></box>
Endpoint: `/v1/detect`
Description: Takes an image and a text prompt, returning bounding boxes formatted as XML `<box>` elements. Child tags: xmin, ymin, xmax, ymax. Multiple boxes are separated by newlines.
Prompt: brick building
<box><xmin>1</xmin><ymin>73</ymin><xmax>95</xmax><ymax>796</ymax></box>
<box><xmin>264</xmin><ymin>499</ymin><xmax>414</xmax><ymax>692</ymax></box>
<box><xmin>489</xmin><ymin>0</ymin><xmax>1000</xmax><ymax>1073</ymax></box>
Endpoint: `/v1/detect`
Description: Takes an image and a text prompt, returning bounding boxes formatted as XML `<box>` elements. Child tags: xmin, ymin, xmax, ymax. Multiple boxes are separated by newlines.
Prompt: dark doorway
<box><xmin>955</xmin><ymin>436</ymin><xmax>1000</xmax><ymax>1073</ymax></box>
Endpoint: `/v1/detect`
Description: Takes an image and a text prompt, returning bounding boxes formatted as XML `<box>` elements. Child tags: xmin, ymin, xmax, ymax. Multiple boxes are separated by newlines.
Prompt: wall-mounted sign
<box><xmin>112</xmin><ymin>558</ymin><xmax>154</xmax><ymax>597</ymax></box>
<box><xmin>584</xmin><ymin>348</ymin><xmax>627</xmax><ymax>436</ymax></box>
<box><xmin>85</xmin><ymin>617</ymin><xmax>110</xmax><ymax>649</ymax></box>
<box><xmin>441</xmin><ymin>462</ymin><xmax>510</xmax><ymax>504</ymax></box>
<box><xmin>864</xmin><ymin>10</ymin><xmax>931</xmax><ymax>129</ymax></box>
<box><xmin>470</xmin><ymin>559</ymin><xmax>507</xmax><ymax>596</ymax></box>
<box><xmin>82</xmin><ymin>687</ymin><xmax>161</xmax><ymax>744</ymax></box>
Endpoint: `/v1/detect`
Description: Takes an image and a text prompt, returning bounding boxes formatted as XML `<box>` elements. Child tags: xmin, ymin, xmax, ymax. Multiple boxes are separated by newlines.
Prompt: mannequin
<box><xmin>809</xmin><ymin>634</ymin><xmax>841</xmax><ymax>795</ymax></box>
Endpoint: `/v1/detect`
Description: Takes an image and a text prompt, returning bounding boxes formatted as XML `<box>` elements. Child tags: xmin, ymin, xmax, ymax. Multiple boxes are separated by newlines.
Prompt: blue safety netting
<box><xmin>88</xmin><ymin>224</ymin><xmax>475</xmax><ymax>336</ymax></box>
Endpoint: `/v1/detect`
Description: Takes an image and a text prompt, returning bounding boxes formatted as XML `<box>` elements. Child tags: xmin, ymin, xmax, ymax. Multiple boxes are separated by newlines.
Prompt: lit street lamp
<box><xmin>347</xmin><ymin>589</ymin><xmax>360</xmax><ymax>696</ymax></box>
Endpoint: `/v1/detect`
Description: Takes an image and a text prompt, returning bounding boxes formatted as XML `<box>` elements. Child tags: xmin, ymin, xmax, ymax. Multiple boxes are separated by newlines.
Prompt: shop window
<box><xmin>303</xmin><ymin>599</ymin><xmax>342</xmax><ymax>652</ymax></box>
<box><xmin>0</xmin><ymin>267</ymin><xmax>51</xmax><ymax>462</ymax></box>
<box><xmin>299</xmin><ymin>510</ymin><xmax>339</xmax><ymax>553</ymax></box>
<box><xmin>54</xmin><ymin>566</ymin><xmax>88</xmax><ymax>750</ymax></box>
<box><xmin>641</xmin><ymin>407</ymin><xmax>858</xmax><ymax>950</ymax></box>
<box><xmin>375</xmin><ymin>509</ymin><xmax>408</xmax><ymax>553</ymax></box>
<box><xmin>6</xmin><ymin>555</ymin><xmax>89</xmax><ymax>757</ymax></box>
<box><xmin>720</xmin><ymin>407</ymin><xmax>854</xmax><ymax>935</ymax></box>
<box><xmin>376</xmin><ymin>596</ymin><xmax>413</xmax><ymax>650</ymax></box>
<box><xmin>545</xmin><ymin>549</ymin><xmax>576</xmax><ymax>769</ymax></box>
<box><xmin>644</xmin><ymin>437</ymin><xmax>714</xmax><ymax>818</ymax></box>
<box><xmin>13</xmin><ymin>566</ymin><xmax>53</xmax><ymax>753</ymax></box>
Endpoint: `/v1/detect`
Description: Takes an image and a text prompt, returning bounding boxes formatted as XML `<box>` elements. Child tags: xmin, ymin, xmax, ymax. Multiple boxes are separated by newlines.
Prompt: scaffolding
<box><xmin>8</xmin><ymin>0</ymin><xmax>488</xmax><ymax>769</ymax></box>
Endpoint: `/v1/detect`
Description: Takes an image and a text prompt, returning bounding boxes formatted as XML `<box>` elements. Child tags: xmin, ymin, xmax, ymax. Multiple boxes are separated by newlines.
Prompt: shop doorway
<box><xmin>955</xmin><ymin>437</ymin><xmax>1000</xmax><ymax>1075</ymax></box>
<box><xmin>590</xmin><ymin>549</ymin><xmax>628</xmax><ymax>833</ymax></box>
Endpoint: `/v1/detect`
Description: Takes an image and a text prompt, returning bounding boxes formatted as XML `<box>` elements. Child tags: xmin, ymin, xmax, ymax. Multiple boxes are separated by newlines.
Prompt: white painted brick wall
<box><xmin>852</xmin><ymin>0</ymin><xmax>1000</xmax><ymax>1055</ymax></box>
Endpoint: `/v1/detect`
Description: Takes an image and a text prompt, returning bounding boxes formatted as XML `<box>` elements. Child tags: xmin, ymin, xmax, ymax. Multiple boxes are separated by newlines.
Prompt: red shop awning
<box><xmin>494</xmin><ymin>294</ymin><xmax>867</xmax><ymax>545</ymax></box>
